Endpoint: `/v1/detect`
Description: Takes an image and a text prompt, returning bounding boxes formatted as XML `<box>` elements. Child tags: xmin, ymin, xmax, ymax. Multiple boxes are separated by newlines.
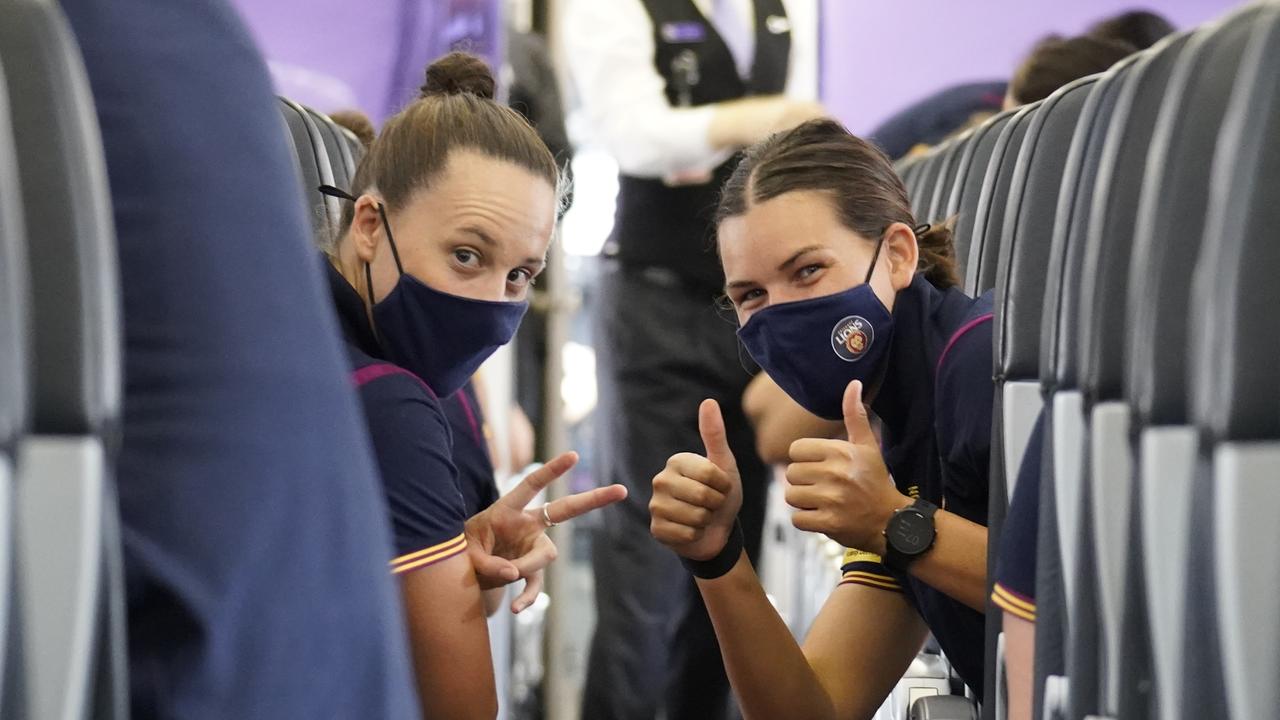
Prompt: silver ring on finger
<box><xmin>541</xmin><ymin>504</ymin><xmax>559</xmax><ymax>528</ymax></box>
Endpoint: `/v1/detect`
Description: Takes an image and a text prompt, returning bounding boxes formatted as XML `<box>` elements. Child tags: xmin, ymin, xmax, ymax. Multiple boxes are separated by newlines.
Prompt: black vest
<box><xmin>608</xmin><ymin>0</ymin><xmax>791</xmax><ymax>295</ymax></box>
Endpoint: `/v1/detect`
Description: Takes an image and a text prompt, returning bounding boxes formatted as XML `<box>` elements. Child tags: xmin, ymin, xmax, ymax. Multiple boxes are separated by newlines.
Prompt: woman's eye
<box><xmin>797</xmin><ymin>264</ymin><xmax>823</xmax><ymax>280</ymax></box>
<box><xmin>454</xmin><ymin>248</ymin><xmax>480</xmax><ymax>266</ymax></box>
<box><xmin>738</xmin><ymin>288</ymin><xmax>765</xmax><ymax>304</ymax></box>
<box><xmin>507</xmin><ymin>268</ymin><xmax>533</xmax><ymax>287</ymax></box>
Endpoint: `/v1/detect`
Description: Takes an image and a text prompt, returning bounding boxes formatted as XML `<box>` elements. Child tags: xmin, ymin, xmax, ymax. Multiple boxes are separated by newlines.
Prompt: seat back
<box><xmin>305</xmin><ymin>107</ymin><xmax>358</xmax><ymax>189</ymax></box>
<box><xmin>0</xmin><ymin>52</ymin><xmax>28</xmax><ymax>719</ymax></box>
<box><xmin>951</xmin><ymin>111</ymin><xmax>1014</xmax><ymax>284</ymax></box>
<box><xmin>965</xmin><ymin>102</ymin><xmax>1037</xmax><ymax>294</ymax></box>
<box><xmin>278</xmin><ymin>97</ymin><xmax>341</xmax><ymax>243</ymax></box>
<box><xmin>1029</xmin><ymin>55</ymin><xmax>1135</xmax><ymax>720</ymax></box>
<box><xmin>1075</xmin><ymin>33</ymin><xmax>1192</xmax><ymax>717</ymax></box>
<box><xmin>1123</xmin><ymin>9</ymin><xmax>1264</xmax><ymax>719</ymax></box>
<box><xmin>983</xmin><ymin>76</ymin><xmax>1094</xmax><ymax>718</ymax></box>
<box><xmin>910</xmin><ymin>146</ymin><xmax>947</xmax><ymax>219</ymax></box>
<box><xmin>1196</xmin><ymin>9</ymin><xmax>1280</xmax><ymax>720</ymax></box>
<box><xmin>924</xmin><ymin>133</ymin><xmax>968</xmax><ymax>223</ymax></box>
<box><xmin>0</xmin><ymin>1</ymin><xmax>127</xmax><ymax>717</ymax></box>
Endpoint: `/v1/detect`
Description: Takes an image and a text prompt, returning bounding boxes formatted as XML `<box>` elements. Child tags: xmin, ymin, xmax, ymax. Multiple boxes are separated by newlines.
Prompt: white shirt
<box><xmin>562</xmin><ymin>0</ymin><xmax>818</xmax><ymax>178</ymax></box>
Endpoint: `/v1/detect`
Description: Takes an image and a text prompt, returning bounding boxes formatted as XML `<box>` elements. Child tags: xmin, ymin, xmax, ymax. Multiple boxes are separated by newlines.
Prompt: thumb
<box><xmin>843</xmin><ymin>380</ymin><xmax>877</xmax><ymax>448</ymax></box>
<box><xmin>698</xmin><ymin>399</ymin><xmax>738</xmax><ymax>472</ymax></box>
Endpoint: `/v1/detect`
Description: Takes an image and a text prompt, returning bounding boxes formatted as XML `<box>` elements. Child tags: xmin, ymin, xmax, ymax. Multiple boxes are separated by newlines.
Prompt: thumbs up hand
<box><xmin>650</xmin><ymin>399</ymin><xmax>744</xmax><ymax>561</ymax></box>
<box><xmin>784</xmin><ymin>380</ymin><xmax>912</xmax><ymax>554</ymax></box>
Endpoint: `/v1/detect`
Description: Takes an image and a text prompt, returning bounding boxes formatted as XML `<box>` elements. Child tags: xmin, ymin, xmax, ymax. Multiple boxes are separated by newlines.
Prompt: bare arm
<box><xmin>400</xmin><ymin>554</ymin><xmax>497</xmax><ymax>720</ymax></box>
<box><xmin>698</xmin><ymin>553</ymin><xmax>928</xmax><ymax>720</ymax></box>
<box><xmin>742</xmin><ymin>373</ymin><xmax>845</xmax><ymax>464</ymax></box>
<box><xmin>1003</xmin><ymin>612</ymin><xmax>1036</xmax><ymax>720</ymax></box>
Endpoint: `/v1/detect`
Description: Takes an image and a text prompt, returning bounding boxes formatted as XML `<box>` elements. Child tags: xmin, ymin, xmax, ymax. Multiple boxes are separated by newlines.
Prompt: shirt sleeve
<box><xmin>838</xmin><ymin>547</ymin><xmax>903</xmax><ymax>593</ymax></box>
<box><xmin>358</xmin><ymin>374</ymin><xmax>469</xmax><ymax>575</ymax></box>
<box><xmin>992</xmin><ymin>409</ymin><xmax>1046</xmax><ymax>622</ymax></box>
<box><xmin>561</xmin><ymin>0</ymin><xmax>724</xmax><ymax>178</ymax></box>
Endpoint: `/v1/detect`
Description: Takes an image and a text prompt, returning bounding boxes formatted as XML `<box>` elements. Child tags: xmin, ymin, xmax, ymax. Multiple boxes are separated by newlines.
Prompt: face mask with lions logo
<box><xmin>736</xmin><ymin>236</ymin><xmax>893</xmax><ymax>421</ymax></box>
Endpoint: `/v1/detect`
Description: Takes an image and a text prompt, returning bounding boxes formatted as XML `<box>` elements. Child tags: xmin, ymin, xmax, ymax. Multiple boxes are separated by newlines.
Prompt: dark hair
<box><xmin>338</xmin><ymin>52</ymin><xmax>558</xmax><ymax>233</ymax></box>
<box><xmin>717</xmin><ymin>119</ymin><xmax>960</xmax><ymax>290</ymax></box>
<box><xmin>1088</xmin><ymin>9</ymin><xmax>1176</xmax><ymax>50</ymax></box>
<box><xmin>329</xmin><ymin>109</ymin><xmax>376</xmax><ymax>149</ymax></box>
<box><xmin>1009</xmin><ymin>34</ymin><xmax>1137</xmax><ymax>106</ymax></box>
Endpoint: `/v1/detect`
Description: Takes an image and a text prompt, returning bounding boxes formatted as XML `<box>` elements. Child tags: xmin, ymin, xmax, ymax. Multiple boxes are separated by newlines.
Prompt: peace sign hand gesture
<box><xmin>466</xmin><ymin>451</ymin><xmax>627</xmax><ymax>613</ymax></box>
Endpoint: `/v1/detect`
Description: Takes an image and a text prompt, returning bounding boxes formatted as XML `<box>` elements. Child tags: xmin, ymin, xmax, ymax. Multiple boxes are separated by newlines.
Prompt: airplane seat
<box><xmin>964</xmin><ymin>102</ymin><xmax>1037</xmax><ymax>294</ymax></box>
<box><xmin>1194</xmin><ymin>9</ymin><xmax>1280</xmax><ymax>720</ymax></box>
<box><xmin>910</xmin><ymin>146</ymin><xmax>948</xmax><ymax>219</ymax></box>
<box><xmin>340</xmin><ymin>125</ymin><xmax>365</xmax><ymax>165</ymax></box>
<box><xmin>278</xmin><ymin>97</ymin><xmax>342</xmax><ymax>245</ymax></box>
<box><xmin>1072</xmin><ymin>31</ymin><xmax>1192</xmax><ymax>720</ymax></box>
<box><xmin>923</xmin><ymin>133</ymin><xmax>969</xmax><ymax>224</ymax></box>
<box><xmin>1121</xmin><ymin>7</ymin><xmax>1269</xmax><ymax>720</ymax></box>
<box><xmin>0</xmin><ymin>1</ymin><xmax>129</xmax><ymax>717</ymax></box>
<box><xmin>0</xmin><ymin>52</ymin><xmax>28</xmax><ymax>719</ymax></box>
<box><xmin>304</xmin><ymin>106</ymin><xmax>359</xmax><ymax>190</ymax></box>
<box><xmin>54</xmin><ymin>0</ymin><xmax>421</xmax><ymax>715</ymax></box>
<box><xmin>983</xmin><ymin>74</ymin><xmax>1096</xmax><ymax>720</ymax></box>
<box><xmin>896</xmin><ymin>153</ymin><xmax>925</xmax><ymax>199</ymax></box>
<box><xmin>1032</xmin><ymin>53</ymin><xmax>1138</xmax><ymax>720</ymax></box>
<box><xmin>949</xmin><ymin>110</ymin><xmax>1015</xmax><ymax>286</ymax></box>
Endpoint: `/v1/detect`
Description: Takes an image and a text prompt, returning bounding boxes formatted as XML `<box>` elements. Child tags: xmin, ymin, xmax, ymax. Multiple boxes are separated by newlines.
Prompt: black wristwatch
<box><xmin>882</xmin><ymin>499</ymin><xmax>939</xmax><ymax>571</ymax></box>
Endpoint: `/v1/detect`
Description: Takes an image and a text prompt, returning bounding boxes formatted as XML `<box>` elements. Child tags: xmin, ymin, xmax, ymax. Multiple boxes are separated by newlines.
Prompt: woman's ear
<box><xmin>883</xmin><ymin>221</ymin><xmax>920</xmax><ymax>291</ymax></box>
<box><xmin>349</xmin><ymin>195</ymin><xmax>385</xmax><ymax>265</ymax></box>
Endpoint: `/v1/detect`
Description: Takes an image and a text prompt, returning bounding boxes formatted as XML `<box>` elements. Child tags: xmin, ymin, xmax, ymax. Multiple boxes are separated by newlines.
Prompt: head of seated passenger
<box><xmin>327</xmin><ymin>52</ymin><xmax>559</xmax><ymax>314</ymax></box>
<box><xmin>330</xmin><ymin>108</ymin><xmax>376</xmax><ymax>149</ymax></box>
<box><xmin>1004</xmin><ymin>33</ymin><xmax>1137</xmax><ymax>109</ymax></box>
<box><xmin>716</xmin><ymin>119</ymin><xmax>958</xmax><ymax>399</ymax></box>
<box><xmin>1087</xmin><ymin>8</ymin><xmax>1176</xmax><ymax>51</ymax></box>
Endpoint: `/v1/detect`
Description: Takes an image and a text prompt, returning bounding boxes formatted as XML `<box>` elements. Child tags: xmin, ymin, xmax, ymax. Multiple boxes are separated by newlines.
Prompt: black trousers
<box><xmin>582</xmin><ymin>263</ymin><xmax>768</xmax><ymax>720</ymax></box>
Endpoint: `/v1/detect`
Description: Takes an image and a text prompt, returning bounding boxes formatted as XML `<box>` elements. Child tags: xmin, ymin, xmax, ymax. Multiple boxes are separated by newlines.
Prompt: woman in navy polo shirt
<box><xmin>649</xmin><ymin>119</ymin><xmax>993</xmax><ymax>717</ymax></box>
<box><xmin>322</xmin><ymin>52</ymin><xmax>625</xmax><ymax>718</ymax></box>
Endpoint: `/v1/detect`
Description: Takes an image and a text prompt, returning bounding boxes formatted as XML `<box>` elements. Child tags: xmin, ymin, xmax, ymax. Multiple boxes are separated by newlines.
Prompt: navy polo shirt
<box><xmin>444</xmin><ymin>381</ymin><xmax>502</xmax><ymax>515</ymax></box>
<box><xmin>838</xmin><ymin>274</ymin><xmax>994</xmax><ymax>698</ymax></box>
<box><xmin>992</xmin><ymin>409</ymin><xmax>1046</xmax><ymax>623</ymax></box>
<box><xmin>327</xmin><ymin>262</ymin><xmax>471</xmax><ymax>574</ymax></box>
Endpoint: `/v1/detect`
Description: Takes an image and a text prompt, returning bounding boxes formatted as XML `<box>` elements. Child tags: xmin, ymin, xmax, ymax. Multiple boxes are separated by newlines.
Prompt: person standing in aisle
<box><xmin>562</xmin><ymin>1</ymin><xmax>821</xmax><ymax>718</ymax></box>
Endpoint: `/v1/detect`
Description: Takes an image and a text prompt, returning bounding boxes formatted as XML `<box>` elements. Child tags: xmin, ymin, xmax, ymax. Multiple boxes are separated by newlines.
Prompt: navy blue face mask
<box><xmin>736</xmin><ymin>235</ymin><xmax>892</xmax><ymax>421</ymax></box>
<box><xmin>322</xmin><ymin>185</ymin><xmax>529</xmax><ymax>397</ymax></box>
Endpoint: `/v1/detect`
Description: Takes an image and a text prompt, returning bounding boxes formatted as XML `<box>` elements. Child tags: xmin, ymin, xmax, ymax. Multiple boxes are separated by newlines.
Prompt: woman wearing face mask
<box><xmin>649</xmin><ymin>118</ymin><xmax>993</xmax><ymax>718</ymax></box>
<box><xmin>320</xmin><ymin>53</ymin><xmax>625</xmax><ymax>719</ymax></box>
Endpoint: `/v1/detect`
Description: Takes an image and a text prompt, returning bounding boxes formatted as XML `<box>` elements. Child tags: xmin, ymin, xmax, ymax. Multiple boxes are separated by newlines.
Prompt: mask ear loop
<box><xmin>320</xmin><ymin>185</ymin><xmax>400</xmax><ymax>345</ymax></box>
<box><xmin>864</xmin><ymin>232</ymin><xmax>887</xmax><ymax>285</ymax></box>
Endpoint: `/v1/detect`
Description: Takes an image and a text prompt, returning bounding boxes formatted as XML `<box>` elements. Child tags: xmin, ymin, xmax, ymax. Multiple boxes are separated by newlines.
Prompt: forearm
<box><xmin>697</xmin><ymin>552</ymin><xmax>838</xmax><ymax>720</ymax></box>
<box><xmin>903</xmin><ymin>510</ymin><xmax>988</xmax><ymax>611</ymax></box>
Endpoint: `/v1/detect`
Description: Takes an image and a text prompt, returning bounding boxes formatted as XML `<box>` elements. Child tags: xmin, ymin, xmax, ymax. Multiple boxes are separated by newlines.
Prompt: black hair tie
<box><xmin>318</xmin><ymin>184</ymin><xmax>357</xmax><ymax>202</ymax></box>
<box><xmin>913</xmin><ymin>222</ymin><xmax>931</xmax><ymax>236</ymax></box>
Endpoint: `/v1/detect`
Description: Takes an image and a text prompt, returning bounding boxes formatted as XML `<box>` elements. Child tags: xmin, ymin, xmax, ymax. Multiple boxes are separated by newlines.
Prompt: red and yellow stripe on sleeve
<box><xmin>991</xmin><ymin>582</ymin><xmax>1036</xmax><ymax>622</ymax></box>
<box><xmin>390</xmin><ymin>533</ymin><xmax>468</xmax><ymax>575</ymax></box>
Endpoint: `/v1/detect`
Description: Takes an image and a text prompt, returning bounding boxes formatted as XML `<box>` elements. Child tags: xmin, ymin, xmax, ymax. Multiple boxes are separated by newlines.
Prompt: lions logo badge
<box><xmin>831</xmin><ymin>315</ymin><xmax>874</xmax><ymax>362</ymax></box>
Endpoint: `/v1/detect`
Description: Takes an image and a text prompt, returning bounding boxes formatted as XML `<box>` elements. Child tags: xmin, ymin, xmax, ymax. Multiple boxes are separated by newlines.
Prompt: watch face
<box><xmin>888</xmin><ymin>509</ymin><xmax>935</xmax><ymax>556</ymax></box>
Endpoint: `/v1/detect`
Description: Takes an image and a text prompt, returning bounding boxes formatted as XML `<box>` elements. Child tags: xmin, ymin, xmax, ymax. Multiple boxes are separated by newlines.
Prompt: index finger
<box><xmin>544</xmin><ymin>484</ymin><xmax>628</xmax><ymax>524</ymax></box>
<box><xmin>500</xmin><ymin>451</ymin><xmax>579</xmax><ymax>509</ymax></box>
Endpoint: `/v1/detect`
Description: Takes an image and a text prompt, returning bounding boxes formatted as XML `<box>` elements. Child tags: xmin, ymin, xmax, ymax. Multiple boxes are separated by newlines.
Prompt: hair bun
<box><xmin>420</xmin><ymin>51</ymin><xmax>497</xmax><ymax>100</ymax></box>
